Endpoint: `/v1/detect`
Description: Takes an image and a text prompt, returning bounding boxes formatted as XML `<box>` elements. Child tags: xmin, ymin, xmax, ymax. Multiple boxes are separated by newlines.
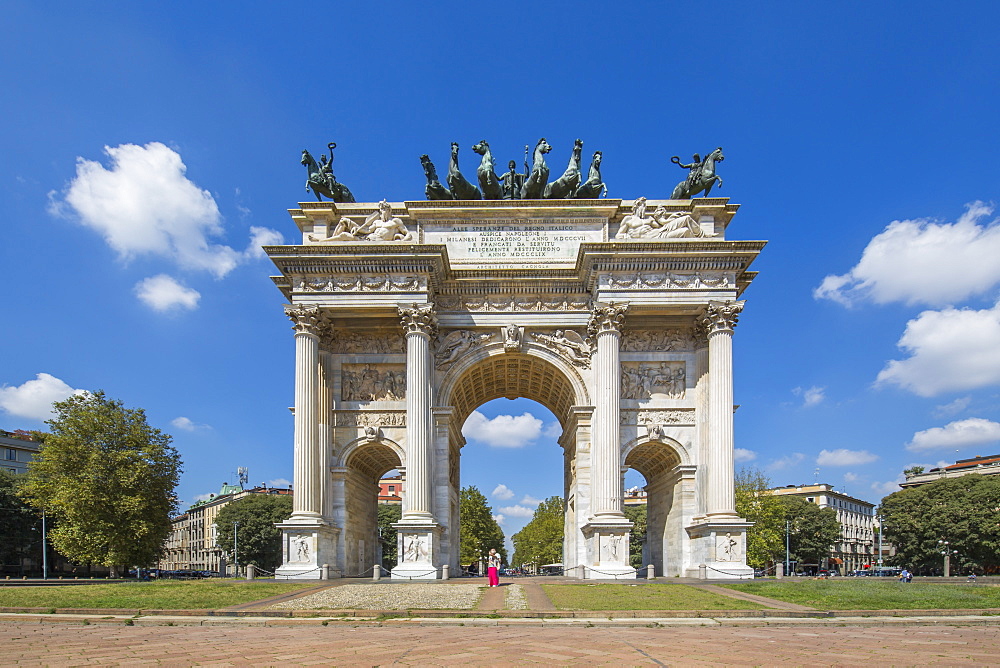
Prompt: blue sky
<box><xmin>2</xmin><ymin>2</ymin><xmax>999</xmax><ymax>546</ymax></box>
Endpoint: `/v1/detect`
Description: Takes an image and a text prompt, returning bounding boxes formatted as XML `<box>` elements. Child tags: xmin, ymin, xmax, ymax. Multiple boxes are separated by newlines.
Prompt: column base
<box><xmin>391</xmin><ymin>521</ymin><xmax>442</xmax><ymax>580</ymax></box>
<box><xmin>581</xmin><ymin>518</ymin><xmax>635</xmax><ymax>579</ymax></box>
<box><xmin>275</xmin><ymin>521</ymin><xmax>339</xmax><ymax>579</ymax></box>
<box><xmin>685</xmin><ymin>519</ymin><xmax>754</xmax><ymax>580</ymax></box>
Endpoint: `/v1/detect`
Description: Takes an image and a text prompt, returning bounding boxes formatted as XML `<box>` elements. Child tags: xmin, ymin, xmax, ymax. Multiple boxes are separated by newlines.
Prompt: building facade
<box><xmin>769</xmin><ymin>483</ymin><xmax>876</xmax><ymax>574</ymax></box>
<box><xmin>0</xmin><ymin>429</ymin><xmax>41</xmax><ymax>474</ymax></box>
<box><xmin>901</xmin><ymin>453</ymin><xmax>1000</xmax><ymax>488</ymax></box>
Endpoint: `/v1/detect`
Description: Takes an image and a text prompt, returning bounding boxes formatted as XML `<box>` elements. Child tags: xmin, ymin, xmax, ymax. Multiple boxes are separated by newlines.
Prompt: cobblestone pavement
<box><xmin>4</xmin><ymin>622</ymin><xmax>999</xmax><ymax>665</ymax></box>
<box><xmin>269</xmin><ymin>583</ymin><xmax>484</xmax><ymax>610</ymax></box>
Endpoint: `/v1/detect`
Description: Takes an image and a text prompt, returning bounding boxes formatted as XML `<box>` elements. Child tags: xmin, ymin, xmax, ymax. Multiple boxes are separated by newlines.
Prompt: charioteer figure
<box><xmin>500</xmin><ymin>160</ymin><xmax>526</xmax><ymax>200</ymax></box>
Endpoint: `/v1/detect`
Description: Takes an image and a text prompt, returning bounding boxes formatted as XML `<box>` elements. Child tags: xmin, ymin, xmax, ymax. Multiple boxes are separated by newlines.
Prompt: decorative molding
<box><xmin>341</xmin><ymin>364</ymin><xmax>406</xmax><ymax>401</ymax></box>
<box><xmin>503</xmin><ymin>324</ymin><xmax>523</xmax><ymax>353</ymax></box>
<box><xmin>399</xmin><ymin>303</ymin><xmax>438</xmax><ymax>337</ymax></box>
<box><xmin>601</xmin><ymin>272</ymin><xmax>731</xmax><ymax>290</ymax></box>
<box><xmin>699</xmin><ymin>300</ymin><xmax>745</xmax><ymax>336</ymax></box>
<box><xmin>530</xmin><ymin>329</ymin><xmax>591</xmax><ymax>367</ymax></box>
<box><xmin>588</xmin><ymin>301</ymin><xmax>628</xmax><ymax>338</ymax></box>
<box><xmin>622</xmin><ymin>362</ymin><xmax>686</xmax><ymax>400</ymax></box>
<box><xmin>435</xmin><ymin>294</ymin><xmax>591</xmax><ymax>312</ymax></box>
<box><xmin>435</xmin><ymin>330</ymin><xmax>495</xmax><ymax>369</ymax></box>
<box><xmin>621</xmin><ymin>409</ymin><xmax>696</xmax><ymax>426</ymax></box>
<box><xmin>621</xmin><ymin>328</ymin><xmax>694</xmax><ymax>352</ymax></box>
<box><xmin>292</xmin><ymin>274</ymin><xmax>426</xmax><ymax>293</ymax></box>
<box><xmin>325</xmin><ymin>329</ymin><xmax>406</xmax><ymax>354</ymax></box>
<box><xmin>284</xmin><ymin>304</ymin><xmax>321</xmax><ymax>335</ymax></box>
<box><xmin>333</xmin><ymin>411</ymin><xmax>405</xmax><ymax>427</ymax></box>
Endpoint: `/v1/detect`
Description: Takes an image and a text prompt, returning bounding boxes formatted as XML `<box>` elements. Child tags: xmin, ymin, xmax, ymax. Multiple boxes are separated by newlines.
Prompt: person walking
<box><xmin>487</xmin><ymin>548</ymin><xmax>501</xmax><ymax>587</ymax></box>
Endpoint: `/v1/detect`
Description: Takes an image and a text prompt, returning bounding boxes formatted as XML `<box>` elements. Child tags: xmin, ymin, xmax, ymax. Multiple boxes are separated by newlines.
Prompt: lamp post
<box><xmin>41</xmin><ymin>510</ymin><xmax>48</xmax><ymax>580</ymax></box>
<box><xmin>234</xmin><ymin>521</ymin><xmax>240</xmax><ymax>578</ymax></box>
<box><xmin>785</xmin><ymin>520</ymin><xmax>790</xmax><ymax>576</ymax></box>
<box><xmin>876</xmin><ymin>514</ymin><xmax>883</xmax><ymax>574</ymax></box>
<box><xmin>938</xmin><ymin>540</ymin><xmax>957</xmax><ymax>577</ymax></box>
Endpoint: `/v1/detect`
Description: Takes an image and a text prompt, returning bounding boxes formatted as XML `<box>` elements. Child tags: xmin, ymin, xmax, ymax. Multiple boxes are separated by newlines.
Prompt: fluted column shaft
<box><xmin>588</xmin><ymin>302</ymin><xmax>628</xmax><ymax>518</ymax></box>
<box><xmin>400</xmin><ymin>304</ymin><xmax>437</xmax><ymax>521</ymax></box>
<box><xmin>700</xmin><ymin>300</ymin><xmax>745</xmax><ymax>518</ymax></box>
<box><xmin>287</xmin><ymin>305</ymin><xmax>322</xmax><ymax>519</ymax></box>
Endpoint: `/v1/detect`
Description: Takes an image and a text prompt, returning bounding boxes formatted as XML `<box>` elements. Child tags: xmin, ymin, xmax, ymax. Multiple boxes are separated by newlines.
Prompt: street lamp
<box><xmin>938</xmin><ymin>540</ymin><xmax>958</xmax><ymax>577</ymax></box>
<box><xmin>234</xmin><ymin>521</ymin><xmax>240</xmax><ymax>577</ymax></box>
<box><xmin>785</xmin><ymin>520</ymin><xmax>791</xmax><ymax>576</ymax></box>
<box><xmin>876</xmin><ymin>514</ymin><xmax>883</xmax><ymax>573</ymax></box>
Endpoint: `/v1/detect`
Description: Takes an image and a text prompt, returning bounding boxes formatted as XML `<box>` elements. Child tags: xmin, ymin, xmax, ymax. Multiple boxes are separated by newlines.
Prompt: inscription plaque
<box><xmin>422</xmin><ymin>218</ymin><xmax>605</xmax><ymax>267</ymax></box>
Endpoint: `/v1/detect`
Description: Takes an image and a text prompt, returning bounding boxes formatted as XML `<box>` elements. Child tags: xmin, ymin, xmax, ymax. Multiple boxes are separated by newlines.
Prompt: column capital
<box><xmin>285</xmin><ymin>304</ymin><xmax>321</xmax><ymax>336</ymax></box>
<box><xmin>699</xmin><ymin>300</ymin><xmax>745</xmax><ymax>336</ymax></box>
<box><xmin>399</xmin><ymin>303</ymin><xmax>438</xmax><ymax>338</ymax></box>
<box><xmin>588</xmin><ymin>301</ymin><xmax>629</xmax><ymax>338</ymax></box>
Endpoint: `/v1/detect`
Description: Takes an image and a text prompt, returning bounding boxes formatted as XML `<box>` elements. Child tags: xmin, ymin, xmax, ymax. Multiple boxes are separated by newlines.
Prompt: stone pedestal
<box><xmin>685</xmin><ymin>520</ymin><xmax>753</xmax><ymax>579</ymax></box>
<box><xmin>274</xmin><ymin>522</ymin><xmax>340</xmax><ymax>579</ymax></box>
<box><xmin>582</xmin><ymin>519</ymin><xmax>635</xmax><ymax>579</ymax></box>
<box><xmin>391</xmin><ymin>522</ymin><xmax>442</xmax><ymax>580</ymax></box>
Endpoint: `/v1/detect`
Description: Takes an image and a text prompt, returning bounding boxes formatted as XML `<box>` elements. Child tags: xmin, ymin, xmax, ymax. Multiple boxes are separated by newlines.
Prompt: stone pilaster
<box><xmin>398</xmin><ymin>303</ymin><xmax>437</xmax><ymax>522</ymax></box>
<box><xmin>286</xmin><ymin>304</ymin><xmax>322</xmax><ymax>521</ymax></box>
<box><xmin>587</xmin><ymin>302</ymin><xmax>628</xmax><ymax>519</ymax></box>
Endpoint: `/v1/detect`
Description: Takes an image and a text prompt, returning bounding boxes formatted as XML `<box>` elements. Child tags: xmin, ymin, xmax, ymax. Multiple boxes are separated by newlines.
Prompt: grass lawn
<box><xmin>542</xmin><ymin>583</ymin><xmax>763</xmax><ymax>610</ymax></box>
<box><xmin>0</xmin><ymin>580</ymin><xmax>320</xmax><ymax>610</ymax></box>
<box><xmin>722</xmin><ymin>580</ymin><xmax>1000</xmax><ymax>610</ymax></box>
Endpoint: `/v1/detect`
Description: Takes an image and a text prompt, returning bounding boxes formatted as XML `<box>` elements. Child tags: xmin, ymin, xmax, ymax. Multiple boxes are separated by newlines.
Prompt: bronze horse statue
<box><xmin>670</xmin><ymin>147</ymin><xmax>724</xmax><ymax>199</ymax></box>
<box><xmin>544</xmin><ymin>138</ymin><xmax>583</xmax><ymax>199</ymax></box>
<box><xmin>420</xmin><ymin>154</ymin><xmax>453</xmax><ymax>200</ymax></box>
<box><xmin>472</xmin><ymin>140</ymin><xmax>502</xmax><ymax>200</ymax></box>
<box><xmin>521</xmin><ymin>138</ymin><xmax>552</xmax><ymax>199</ymax></box>
<box><xmin>447</xmin><ymin>142</ymin><xmax>481</xmax><ymax>200</ymax></box>
<box><xmin>573</xmin><ymin>150</ymin><xmax>606</xmax><ymax>198</ymax></box>
<box><xmin>301</xmin><ymin>143</ymin><xmax>355</xmax><ymax>203</ymax></box>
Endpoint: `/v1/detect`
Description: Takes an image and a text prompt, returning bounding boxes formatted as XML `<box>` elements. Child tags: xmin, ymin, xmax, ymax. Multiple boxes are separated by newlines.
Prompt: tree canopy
<box><xmin>459</xmin><ymin>486</ymin><xmax>505</xmax><ymax>565</ymax></box>
<box><xmin>735</xmin><ymin>467</ymin><xmax>785</xmax><ymax>568</ymax></box>
<box><xmin>0</xmin><ymin>470</ymin><xmax>40</xmax><ymax>568</ymax></box>
<box><xmin>19</xmin><ymin>391</ymin><xmax>182</xmax><ymax>573</ymax></box>
<box><xmin>879</xmin><ymin>474</ymin><xmax>1000</xmax><ymax>573</ymax></box>
<box><xmin>378</xmin><ymin>502</ymin><xmax>401</xmax><ymax>569</ymax></box>
<box><xmin>779</xmin><ymin>496</ymin><xmax>841</xmax><ymax>568</ymax></box>
<box><xmin>511</xmin><ymin>496</ymin><xmax>564</xmax><ymax>566</ymax></box>
<box><xmin>623</xmin><ymin>503</ymin><xmax>647</xmax><ymax>569</ymax></box>
<box><xmin>215</xmin><ymin>493</ymin><xmax>293</xmax><ymax>571</ymax></box>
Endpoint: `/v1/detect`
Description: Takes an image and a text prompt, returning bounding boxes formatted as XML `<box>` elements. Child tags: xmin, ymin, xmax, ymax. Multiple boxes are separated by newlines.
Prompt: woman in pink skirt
<box><xmin>487</xmin><ymin>548</ymin><xmax>501</xmax><ymax>587</ymax></box>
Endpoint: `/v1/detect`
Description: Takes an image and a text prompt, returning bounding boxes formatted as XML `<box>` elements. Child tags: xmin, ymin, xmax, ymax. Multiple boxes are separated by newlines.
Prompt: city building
<box><xmin>768</xmin><ymin>483</ymin><xmax>876</xmax><ymax>574</ymax></box>
<box><xmin>378</xmin><ymin>474</ymin><xmax>403</xmax><ymax>504</ymax></box>
<box><xmin>0</xmin><ymin>429</ymin><xmax>41</xmax><ymax>474</ymax></box>
<box><xmin>901</xmin><ymin>453</ymin><xmax>1000</xmax><ymax>488</ymax></box>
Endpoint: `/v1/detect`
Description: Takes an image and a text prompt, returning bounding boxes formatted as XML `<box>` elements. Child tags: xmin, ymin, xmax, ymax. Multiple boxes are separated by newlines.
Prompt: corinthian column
<box><xmin>699</xmin><ymin>300</ymin><xmax>745</xmax><ymax>518</ymax></box>
<box><xmin>588</xmin><ymin>302</ymin><xmax>628</xmax><ymax>518</ymax></box>
<box><xmin>399</xmin><ymin>303</ymin><xmax>437</xmax><ymax>521</ymax></box>
<box><xmin>286</xmin><ymin>304</ymin><xmax>322</xmax><ymax>521</ymax></box>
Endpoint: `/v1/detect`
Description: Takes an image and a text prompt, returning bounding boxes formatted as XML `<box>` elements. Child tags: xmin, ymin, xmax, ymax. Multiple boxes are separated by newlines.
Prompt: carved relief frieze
<box><xmin>622</xmin><ymin>362</ymin><xmax>686</xmax><ymax>399</ymax></box>
<box><xmin>324</xmin><ymin>329</ymin><xmax>406</xmax><ymax>354</ymax></box>
<box><xmin>621</xmin><ymin>408</ymin><xmax>696</xmax><ymax>425</ymax></box>
<box><xmin>600</xmin><ymin>272</ymin><xmax>732</xmax><ymax>290</ymax></box>
<box><xmin>292</xmin><ymin>274</ymin><xmax>426</xmax><ymax>293</ymax></box>
<box><xmin>333</xmin><ymin>411</ymin><xmax>406</xmax><ymax>427</ymax></box>
<box><xmin>621</xmin><ymin>328</ymin><xmax>694</xmax><ymax>352</ymax></box>
<box><xmin>530</xmin><ymin>329</ymin><xmax>591</xmax><ymax>367</ymax></box>
<box><xmin>435</xmin><ymin>294</ymin><xmax>591</xmax><ymax>312</ymax></box>
<box><xmin>341</xmin><ymin>364</ymin><xmax>406</xmax><ymax>401</ymax></box>
<box><xmin>435</xmin><ymin>330</ymin><xmax>496</xmax><ymax>369</ymax></box>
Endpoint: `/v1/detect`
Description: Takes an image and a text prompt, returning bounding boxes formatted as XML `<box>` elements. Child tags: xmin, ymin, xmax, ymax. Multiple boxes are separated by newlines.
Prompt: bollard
<box><xmin>373</xmin><ymin>564</ymin><xmax>381</xmax><ymax>581</ymax></box>
<box><xmin>246</xmin><ymin>564</ymin><xmax>255</xmax><ymax>580</ymax></box>
<box><xmin>321</xmin><ymin>564</ymin><xmax>330</xmax><ymax>580</ymax></box>
<box><xmin>646</xmin><ymin>564</ymin><xmax>655</xmax><ymax>579</ymax></box>
<box><xmin>441</xmin><ymin>564</ymin><xmax>449</xmax><ymax>580</ymax></box>
<box><xmin>698</xmin><ymin>563</ymin><xmax>707</xmax><ymax>580</ymax></box>
<box><xmin>776</xmin><ymin>563</ymin><xmax>783</xmax><ymax>579</ymax></box>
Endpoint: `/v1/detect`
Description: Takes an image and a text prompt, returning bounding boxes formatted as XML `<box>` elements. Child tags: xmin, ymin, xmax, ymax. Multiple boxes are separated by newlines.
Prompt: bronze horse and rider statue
<box><xmin>670</xmin><ymin>147</ymin><xmax>724</xmax><ymax>199</ymax></box>
<box><xmin>301</xmin><ymin>142</ymin><xmax>355</xmax><ymax>203</ymax></box>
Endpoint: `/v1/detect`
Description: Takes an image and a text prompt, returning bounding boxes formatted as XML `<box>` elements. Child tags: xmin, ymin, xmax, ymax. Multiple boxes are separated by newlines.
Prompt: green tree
<box><xmin>459</xmin><ymin>486</ymin><xmax>505</xmax><ymax>565</ymax></box>
<box><xmin>0</xmin><ymin>470</ymin><xmax>41</xmax><ymax>569</ymax></box>
<box><xmin>511</xmin><ymin>496</ymin><xmax>564</xmax><ymax>566</ymax></box>
<box><xmin>879</xmin><ymin>474</ymin><xmax>1000</xmax><ymax>573</ymax></box>
<box><xmin>377</xmin><ymin>503</ymin><xmax>401</xmax><ymax>569</ymax></box>
<box><xmin>779</xmin><ymin>496</ymin><xmax>841</xmax><ymax>568</ymax></box>
<box><xmin>215</xmin><ymin>493</ymin><xmax>293</xmax><ymax>572</ymax></box>
<box><xmin>19</xmin><ymin>392</ymin><xmax>182</xmax><ymax>576</ymax></box>
<box><xmin>623</xmin><ymin>504</ymin><xmax>647</xmax><ymax>569</ymax></box>
<box><xmin>735</xmin><ymin>467</ymin><xmax>785</xmax><ymax>568</ymax></box>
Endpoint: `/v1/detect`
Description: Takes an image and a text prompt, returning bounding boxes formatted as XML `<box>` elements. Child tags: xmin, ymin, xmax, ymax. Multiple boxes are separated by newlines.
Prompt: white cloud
<box><xmin>521</xmin><ymin>495</ymin><xmax>542</xmax><ymax>506</ymax></box>
<box><xmin>193</xmin><ymin>493</ymin><xmax>215</xmax><ymax>503</ymax></box>
<box><xmin>793</xmin><ymin>386</ymin><xmax>826</xmax><ymax>407</ymax></box>
<box><xmin>816</xmin><ymin>448</ymin><xmax>878</xmax><ymax>466</ymax></box>
<box><xmin>934</xmin><ymin>396</ymin><xmax>972</xmax><ymax>418</ymax></box>
<box><xmin>496</xmin><ymin>505</ymin><xmax>535</xmax><ymax>518</ymax></box>
<box><xmin>767</xmin><ymin>452</ymin><xmax>805</xmax><ymax>471</ymax></box>
<box><xmin>815</xmin><ymin>202</ymin><xmax>1000</xmax><ymax>307</ymax></box>
<box><xmin>844</xmin><ymin>472</ymin><xmax>859</xmax><ymax>483</ymax></box>
<box><xmin>543</xmin><ymin>422</ymin><xmax>563</xmax><ymax>439</ymax></box>
<box><xmin>734</xmin><ymin>448</ymin><xmax>757</xmax><ymax>463</ymax></box>
<box><xmin>170</xmin><ymin>416</ymin><xmax>210</xmax><ymax>431</ymax></box>
<box><xmin>135</xmin><ymin>274</ymin><xmax>201</xmax><ymax>311</ymax></box>
<box><xmin>491</xmin><ymin>484</ymin><xmax>515</xmax><ymax>500</ymax></box>
<box><xmin>245</xmin><ymin>226</ymin><xmax>284</xmax><ymax>259</ymax></box>
<box><xmin>0</xmin><ymin>373</ymin><xmax>87</xmax><ymax>421</ymax></box>
<box><xmin>267</xmin><ymin>478</ymin><xmax>292</xmax><ymax>488</ymax></box>
<box><xmin>871</xmin><ymin>475</ymin><xmax>905</xmax><ymax>497</ymax></box>
<box><xmin>50</xmin><ymin>142</ymin><xmax>283</xmax><ymax>278</ymax></box>
<box><xmin>875</xmin><ymin>300</ymin><xmax>1000</xmax><ymax>396</ymax></box>
<box><xmin>492</xmin><ymin>514</ymin><xmax>505</xmax><ymax>526</ymax></box>
<box><xmin>905</xmin><ymin>418</ymin><xmax>1000</xmax><ymax>453</ymax></box>
<box><xmin>462</xmin><ymin>411</ymin><xmax>543</xmax><ymax>448</ymax></box>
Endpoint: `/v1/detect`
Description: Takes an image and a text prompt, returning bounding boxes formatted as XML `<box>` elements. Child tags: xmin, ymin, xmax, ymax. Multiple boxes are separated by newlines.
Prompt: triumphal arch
<box><xmin>266</xmin><ymin>146</ymin><xmax>764</xmax><ymax>579</ymax></box>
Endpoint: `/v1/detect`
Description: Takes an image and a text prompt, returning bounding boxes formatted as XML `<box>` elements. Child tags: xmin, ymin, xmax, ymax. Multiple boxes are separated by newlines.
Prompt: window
<box><xmin>388</xmin><ymin>485</ymin><xmax>395</xmax><ymax>493</ymax></box>
<box><xmin>806</xmin><ymin>497</ymin><xmax>815</xmax><ymax>503</ymax></box>
<box><xmin>5</xmin><ymin>449</ymin><xmax>15</xmax><ymax>461</ymax></box>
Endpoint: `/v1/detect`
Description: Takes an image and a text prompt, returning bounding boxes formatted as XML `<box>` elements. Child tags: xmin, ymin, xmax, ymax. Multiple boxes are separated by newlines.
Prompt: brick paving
<box><xmin>3</xmin><ymin>621</ymin><xmax>999</xmax><ymax>665</ymax></box>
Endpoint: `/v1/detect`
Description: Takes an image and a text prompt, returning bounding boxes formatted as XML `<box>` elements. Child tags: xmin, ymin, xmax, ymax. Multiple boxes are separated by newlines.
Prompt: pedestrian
<box><xmin>487</xmin><ymin>548</ymin><xmax>501</xmax><ymax>587</ymax></box>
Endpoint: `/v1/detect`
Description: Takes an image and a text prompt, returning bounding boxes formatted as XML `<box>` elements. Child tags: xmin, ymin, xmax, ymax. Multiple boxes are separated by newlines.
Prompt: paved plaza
<box><xmin>3</xmin><ymin>621</ymin><xmax>999</xmax><ymax>665</ymax></box>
